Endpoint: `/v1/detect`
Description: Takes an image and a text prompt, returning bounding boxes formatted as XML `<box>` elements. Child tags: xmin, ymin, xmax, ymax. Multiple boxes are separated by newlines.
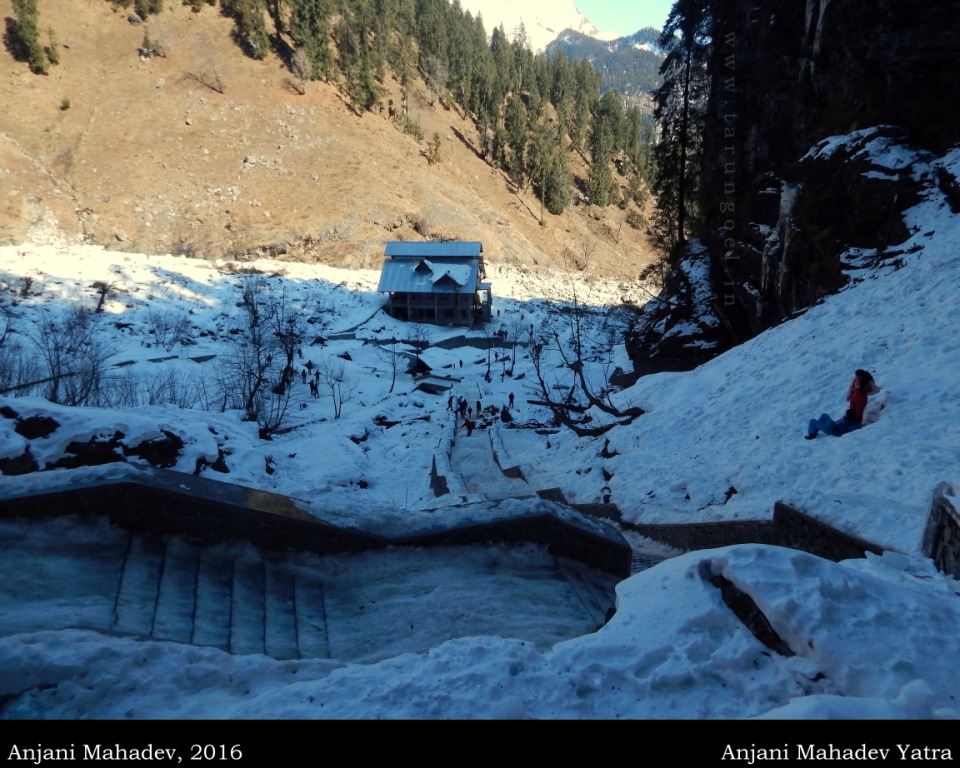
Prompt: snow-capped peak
<box><xmin>457</xmin><ymin>0</ymin><xmax>601</xmax><ymax>52</ymax></box>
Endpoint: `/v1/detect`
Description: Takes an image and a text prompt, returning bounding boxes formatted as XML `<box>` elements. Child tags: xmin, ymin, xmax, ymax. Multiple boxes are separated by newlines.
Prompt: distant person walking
<box><xmin>806</xmin><ymin>369</ymin><xmax>880</xmax><ymax>439</ymax></box>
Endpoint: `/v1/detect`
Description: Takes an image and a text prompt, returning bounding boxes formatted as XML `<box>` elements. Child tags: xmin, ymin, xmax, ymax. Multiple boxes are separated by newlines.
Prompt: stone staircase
<box><xmin>112</xmin><ymin>531</ymin><xmax>331</xmax><ymax>661</ymax></box>
<box><xmin>556</xmin><ymin>559</ymin><xmax>620</xmax><ymax>629</ymax></box>
<box><xmin>631</xmin><ymin>551</ymin><xmax>665</xmax><ymax>575</ymax></box>
<box><xmin>450</xmin><ymin>426</ymin><xmax>533</xmax><ymax>503</ymax></box>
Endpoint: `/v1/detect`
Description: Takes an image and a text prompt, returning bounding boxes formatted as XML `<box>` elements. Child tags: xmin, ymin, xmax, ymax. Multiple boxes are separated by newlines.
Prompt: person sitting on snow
<box><xmin>805</xmin><ymin>369</ymin><xmax>880</xmax><ymax>439</ymax></box>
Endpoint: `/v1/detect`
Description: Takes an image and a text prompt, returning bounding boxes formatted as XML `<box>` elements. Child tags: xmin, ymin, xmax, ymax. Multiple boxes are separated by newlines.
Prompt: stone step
<box><xmin>557</xmin><ymin>558</ymin><xmax>618</xmax><ymax>629</ymax></box>
<box><xmin>230</xmin><ymin>549</ymin><xmax>266</xmax><ymax>656</ymax></box>
<box><xmin>631</xmin><ymin>552</ymin><xmax>664</xmax><ymax>575</ymax></box>
<box><xmin>192</xmin><ymin>547</ymin><xmax>233</xmax><ymax>651</ymax></box>
<box><xmin>264</xmin><ymin>557</ymin><xmax>299</xmax><ymax>660</ymax></box>
<box><xmin>113</xmin><ymin>533</ymin><xmax>165</xmax><ymax>636</ymax></box>
<box><xmin>110</xmin><ymin>530</ymin><xmax>339</xmax><ymax>660</ymax></box>
<box><xmin>153</xmin><ymin>537</ymin><xmax>200</xmax><ymax>643</ymax></box>
<box><xmin>293</xmin><ymin>574</ymin><xmax>331</xmax><ymax>660</ymax></box>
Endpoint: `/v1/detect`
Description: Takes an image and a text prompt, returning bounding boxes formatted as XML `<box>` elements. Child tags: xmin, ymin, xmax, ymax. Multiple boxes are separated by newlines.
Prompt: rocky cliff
<box><xmin>698</xmin><ymin>0</ymin><xmax>960</xmax><ymax>339</ymax></box>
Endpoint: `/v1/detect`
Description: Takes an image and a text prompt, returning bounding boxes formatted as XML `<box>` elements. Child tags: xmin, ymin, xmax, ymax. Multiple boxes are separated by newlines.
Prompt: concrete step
<box><xmin>113</xmin><ymin>533</ymin><xmax>165</xmax><ymax>637</ymax></box>
<box><xmin>153</xmin><ymin>537</ymin><xmax>200</xmax><ymax>643</ymax></box>
<box><xmin>110</xmin><ymin>530</ymin><xmax>338</xmax><ymax>660</ymax></box>
<box><xmin>192</xmin><ymin>548</ymin><xmax>233</xmax><ymax>651</ymax></box>
<box><xmin>293</xmin><ymin>573</ymin><xmax>331</xmax><ymax>660</ymax></box>
<box><xmin>230</xmin><ymin>549</ymin><xmax>266</xmax><ymax>656</ymax></box>
<box><xmin>264</xmin><ymin>557</ymin><xmax>299</xmax><ymax>660</ymax></box>
<box><xmin>631</xmin><ymin>552</ymin><xmax>665</xmax><ymax>575</ymax></box>
<box><xmin>557</xmin><ymin>558</ymin><xmax>618</xmax><ymax>630</ymax></box>
<box><xmin>452</xmin><ymin>429</ymin><xmax>531</xmax><ymax>500</ymax></box>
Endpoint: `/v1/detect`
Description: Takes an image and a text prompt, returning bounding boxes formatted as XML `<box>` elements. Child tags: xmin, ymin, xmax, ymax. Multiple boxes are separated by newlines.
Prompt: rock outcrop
<box><xmin>697</xmin><ymin>0</ymin><xmax>960</xmax><ymax>339</ymax></box>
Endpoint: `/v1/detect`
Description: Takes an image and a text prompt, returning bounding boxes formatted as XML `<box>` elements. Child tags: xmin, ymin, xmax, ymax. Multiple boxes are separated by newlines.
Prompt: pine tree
<box><xmin>335</xmin><ymin>10</ymin><xmax>381</xmax><ymax>113</ymax></box>
<box><xmin>529</xmin><ymin>123</ymin><xmax>570</xmax><ymax>217</ymax></box>
<box><xmin>289</xmin><ymin>0</ymin><xmax>332</xmax><ymax>79</ymax></box>
<box><xmin>221</xmin><ymin>0</ymin><xmax>269</xmax><ymax>59</ymax></box>
<box><xmin>504</xmin><ymin>94</ymin><xmax>528</xmax><ymax>186</ymax></box>
<box><xmin>490</xmin><ymin>25</ymin><xmax>515</xmax><ymax>95</ymax></box>
<box><xmin>588</xmin><ymin>117</ymin><xmax>614</xmax><ymax>207</ymax></box>
<box><xmin>570</xmin><ymin>59</ymin><xmax>600</xmax><ymax>152</ymax></box>
<box><xmin>415</xmin><ymin>0</ymin><xmax>447</xmax><ymax>62</ymax></box>
<box><xmin>651</xmin><ymin>0</ymin><xmax>712</xmax><ymax>248</ymax></box>
<box><xmin>12</xmin><ymin>0</ymin><xmax>46</xmax><ymax>75</ymax></box>
<box><xmin>134</xmin><ymin>0</ymin><xmax>164</xmax><ymax>18</ymax></box>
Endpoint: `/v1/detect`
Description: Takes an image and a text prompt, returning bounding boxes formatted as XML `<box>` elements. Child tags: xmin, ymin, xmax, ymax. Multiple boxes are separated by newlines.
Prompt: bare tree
<box><xmin>29</xmin><ymin>306</ymin><xmax>112</xmax><ymax>406</ymax></box>
<box><xmin>289</xmin><ymin>48</ymin><xmax>310</xmax><ymax>95</ymax></box>
<box><xmin>269</xmin><ymin>286</ymin><xmax>306</xmax><ymax>393</ymax></box>
<box><xmin>255</xmin><ymin>380</ymin><xmax>293</xmax><ymax>439</ymax></box>
<box><xmin>186</xmin><ymin>33</ymin><xmax>226</xmax><ymax>94</ymax></box>
<box><xmin>0</xmin><ymin>305</ymin><xmax>42</xmax><ymax>395</ymax></box>
<box><xmin>505</xmin><ymin>312</ymin><xmax>527</xmax><ymax>371</ymax></box>
<box><xmin>562</xmin><ymin>238</ymin><xmax>598</xmax><ymax>274</ymax></box>
<box><xmin>409</xmin><ymin>324</ymin><xmax>429</xmax><ymax>368</ymax></box>
<box><xmin>483</xmin><ymin>325</ymin><xmax>495</xmax><ymax>381</ymax></box>
<box><xmin>318</xmin><ymin>355</ymin><xmax>356</xmax><ymax>419</ymax></box>
<box><xmin>0</xmin><ymin>303</ymin><xmax>11</xmax><ymax>348</ymax></box>
<box><xmin>114</xmin><ymin>368</ymin><xmax>207</xmax><ymax>410</ymax></box>
<box><xmin>420</xmin><ymin>54</ymin><xmax>448</xmax><ymax>107</ymax></box>
<box><xmin>91</xmin><ymin>280</ymin><xmax>114</xmax><ymax>313</ymax></box>
<box><xmin>215</xmin><ymin>275</ymin><xmax>306</xmax><ymax>438</ymax></box>
<box><xmin>218</xmin><ymin>275</ymin><xmax>279</xmax><ymax>421</ymax></box>
<box><xmin>218</xmin><ymin>336</ymin><xmax>266</xmax><ymax>417</ymax></box>
<box><xmin>147</xmin><ymin>309</ymin><xmax>191</xmax><ymax>352</ymax></box>
<box><xmin>373</xmin><ymin>338</ymin><xmax>403</xmax><ymax>394</ymax></box>
<box><xmin>529</xmin><ymin>275</ymin><xmax>644</xmax><ymax>437</ymax></box>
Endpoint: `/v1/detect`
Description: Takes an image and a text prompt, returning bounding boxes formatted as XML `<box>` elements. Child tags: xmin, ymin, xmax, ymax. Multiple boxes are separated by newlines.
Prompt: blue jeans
<box><xmin>807</xmin><ymin>413</ymin><xmax>838</xmax><ymax>437</ymax></box>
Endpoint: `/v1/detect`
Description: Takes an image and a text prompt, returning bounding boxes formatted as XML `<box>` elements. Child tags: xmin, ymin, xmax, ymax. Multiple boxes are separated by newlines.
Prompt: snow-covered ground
<box><xmin>1</xmin><ymin>134</ymin><xmax>960</xmax><ymax>725</ymax></box>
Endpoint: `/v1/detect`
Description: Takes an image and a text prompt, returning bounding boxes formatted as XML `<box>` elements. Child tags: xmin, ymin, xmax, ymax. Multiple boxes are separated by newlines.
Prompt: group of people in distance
<box><xmin>448</xmin><ymin>392</ymin><xmax>516</xmax><ymax>437</ymax></box>
<box><xmin>806</xmin><ymin>368</ymin><xmax>881</xmax><ymax>439</ymax></box>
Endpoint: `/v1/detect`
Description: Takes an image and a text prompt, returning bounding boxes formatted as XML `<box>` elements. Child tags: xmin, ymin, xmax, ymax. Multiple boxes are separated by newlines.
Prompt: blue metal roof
<box><xmin>377</xmin><ymin>259</ymin><xmax>479</xmax><ymax>295</ymax></box>
<box><xmin>385</xmin><ymin>241</ymin><xmax>483</xmax><ymax>259</ymax></box>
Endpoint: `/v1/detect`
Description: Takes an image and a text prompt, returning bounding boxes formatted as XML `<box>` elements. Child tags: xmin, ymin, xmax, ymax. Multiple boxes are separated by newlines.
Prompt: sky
<box><xmin>1</xmin><ymin>128</ymin><xmax>960</xmax><ymax>734</ymax></box>
<box><xmin>576</xmin><ymin>0</ymin><xmax>675</xmax><ymax>36</ymax></box>
<box><xmin>459</xmin><ymin>0</ymin><xmax>672</xmax><ymax>51</ymax></box>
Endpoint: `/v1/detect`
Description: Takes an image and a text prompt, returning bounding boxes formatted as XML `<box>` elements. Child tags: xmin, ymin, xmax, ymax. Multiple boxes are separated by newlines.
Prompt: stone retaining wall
<box><xmin>574</xmin><ymin>500</ymin><xmax>884</xmax><ymax>563</ymax></box>
<box><xmin>0</xmin><ymin>465</ymin><xmax>632</xmax><ymax>576</ymax></box>
<box><xmin>921</xmin><ymin>482</ymin><xmax>960</xmax><ymax>578</ymax></box>
<box><xmin>489</xmin><ymin>424</ymin><xmax>526</xmax><ymax>481</ymax></box>
<box><xmin>430</xmin><ymin>421</ymin><xmax>466</xmax><ymax>498</ymax></box>
<box><xmin>430</xmin><ymin>455</ymin><xmax>449</xmax><ymax>497</ymax></box>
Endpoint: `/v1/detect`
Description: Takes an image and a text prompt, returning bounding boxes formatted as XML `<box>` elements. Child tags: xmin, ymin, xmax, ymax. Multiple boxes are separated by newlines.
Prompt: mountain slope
<box><xmin>546</xmin><ymin>27</ymin><xmax>663</xmax><ymax>108</ymax></box>
<box><xmin>0</xmin><ymin>0</ymin><xmax>656</xmax><ymax>279</ymax></box>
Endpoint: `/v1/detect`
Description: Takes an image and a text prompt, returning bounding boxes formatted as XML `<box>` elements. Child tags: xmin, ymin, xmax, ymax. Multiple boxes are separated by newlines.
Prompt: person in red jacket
<box><xmin>847</xmin><ymin>369</ymin><xmax>880</xmax><ymax>425</ymax></box>
<box><xmin>806</xmin><ymin>369</ymin><xmax>880</xmax><ymax>439</ymax></box>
